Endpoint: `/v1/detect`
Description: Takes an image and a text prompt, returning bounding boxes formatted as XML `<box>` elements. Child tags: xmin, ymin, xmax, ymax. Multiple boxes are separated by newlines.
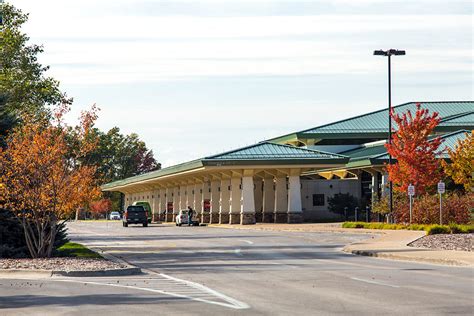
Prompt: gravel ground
<box><xmin>409</xmin><ymin>234</ymin><xmax>473</xmax><ymax>252</ymax></box>
<box><xmin>0</xmin><ymin>257</ymin><xmax>127</xmax><ymax>271</ymax></box>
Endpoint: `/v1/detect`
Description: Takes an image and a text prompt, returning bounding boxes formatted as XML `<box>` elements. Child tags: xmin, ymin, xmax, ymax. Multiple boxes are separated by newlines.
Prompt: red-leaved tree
<box><xmin>90</xmin><ymin>199</ymin><xmax>112</xmax><ymax>219</ymax></box>
<box><xmin>385</xmin><ymin>104</ymin><xmax>443</xmax><ymax>194</ymax></box>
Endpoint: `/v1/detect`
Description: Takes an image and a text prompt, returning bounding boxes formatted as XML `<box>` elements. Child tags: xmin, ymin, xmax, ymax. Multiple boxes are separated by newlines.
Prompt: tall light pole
<box><xmin>373</xmin><ymin>49</ymin><xmax>405</xmax><ymax>222</ymax></box>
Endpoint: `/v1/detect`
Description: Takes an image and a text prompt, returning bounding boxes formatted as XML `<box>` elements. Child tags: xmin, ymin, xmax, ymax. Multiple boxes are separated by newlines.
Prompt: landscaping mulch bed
<box><xmin>0</xmin><ymin>257</ymin><xmax>128</xmax><ymax>271</ymax></box>
<box><xmin>409</xmin><ymin>233</ymin><xmax>473</xmax><ymax>252</ymax></box>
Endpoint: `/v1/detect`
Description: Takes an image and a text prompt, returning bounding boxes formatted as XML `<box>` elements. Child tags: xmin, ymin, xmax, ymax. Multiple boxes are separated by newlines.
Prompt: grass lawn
<box><xmin>56</xmin><ymin>242</ymin><xmax>103</xmax><ymax>259</ymax></box>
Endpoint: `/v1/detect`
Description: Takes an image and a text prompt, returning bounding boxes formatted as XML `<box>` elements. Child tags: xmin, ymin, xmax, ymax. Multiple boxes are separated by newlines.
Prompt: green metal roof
<box><xmin>269</xmin><ymin>101</ymin><xmax>473</xmax><ymax>143</ymax></box>
<box><xmin>429</xmin><ymin>130</ymin><xmax>469</xmax><ymax>159</ymax></box>
<box><xmin>101</xmin><ymin>159</ymin><xmax>204</xmax><ymax>190</ymax></box>
<box><xmin>352</xmin><ymin>130</ymin><xmax>470</xmax><ymax>164</ymax></box>
<box><xmin>205</xmin><ymin>142</ymin><xmax>347</xmax><ymax>161</ymax></box>
<box><xmin>439</xmin><ymin>112</ymin><xmax>474</xmax><ymax>127</ymax></box>
<box><xmin>340</xmin><ymin>142</ymin><xmax>387</xmax><ymax>159</ymax></box>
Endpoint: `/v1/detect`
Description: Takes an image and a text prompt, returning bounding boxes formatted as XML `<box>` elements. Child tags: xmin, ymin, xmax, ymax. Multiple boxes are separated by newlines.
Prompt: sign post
<box><xmin>408</xmin><ymin>184</ymin><xmax>415</xmax><ymax>224</ymax></box>
<box><xmin>437</xmin><ymin>181</ymin><xmax>445</xmax><ymax>225</ymax></box>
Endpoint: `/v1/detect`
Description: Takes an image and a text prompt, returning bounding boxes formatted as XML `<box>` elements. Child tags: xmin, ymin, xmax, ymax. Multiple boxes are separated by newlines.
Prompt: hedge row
<box><xmin>341</xmin><ymin>221</ymin><xmax>474</xmax><ymax>235</ymax></box>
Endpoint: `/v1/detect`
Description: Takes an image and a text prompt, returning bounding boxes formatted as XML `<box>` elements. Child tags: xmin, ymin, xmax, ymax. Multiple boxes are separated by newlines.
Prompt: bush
<box><xmin>371</xmin><ymin>192</ymin><xmax>472</xmax><ymax>224</ymax></box>
<box><xmin>426</xmin><ymin>225</ymin><xmax>451</xmax><ymax>235</ymax></box>
<box><xmin>341</xmin><ymin>221</ymin><xmax>474</xmax><ymax>234</ymax></box>
<box><xmin>328</xmin><ymin>193</ymin><xmax>359</xmax><ymax>218</ymax></box>
<box><xmin>0</xmin><ymin>208</ymin><xmax>69</xmax><ymax>258</ymax></box>
<box><xmin>0</xmin><ymin>209</ymin><xmax>29</xmax><ymax>258</ymax></box>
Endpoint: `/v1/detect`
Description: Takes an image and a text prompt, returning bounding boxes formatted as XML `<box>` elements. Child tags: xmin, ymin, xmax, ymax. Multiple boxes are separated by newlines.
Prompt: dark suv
<box><xmin>123</xmin><ymin>205</ymin><xmax>148</xmax><ymax>227</ymax></box>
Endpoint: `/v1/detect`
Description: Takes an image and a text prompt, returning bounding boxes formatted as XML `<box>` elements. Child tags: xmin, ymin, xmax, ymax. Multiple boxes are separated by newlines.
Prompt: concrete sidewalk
<box><xmin>211</xmin><ymin>223</ymin><xmax>474</xmax><ymax>267</ymax></box>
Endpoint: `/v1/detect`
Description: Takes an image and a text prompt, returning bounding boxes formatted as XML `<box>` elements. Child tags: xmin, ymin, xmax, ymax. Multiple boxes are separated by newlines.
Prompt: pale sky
<box><xmin>10</xmin><ymin>0</ymin><xmax>473</xmax><ymax>167</ymax></box>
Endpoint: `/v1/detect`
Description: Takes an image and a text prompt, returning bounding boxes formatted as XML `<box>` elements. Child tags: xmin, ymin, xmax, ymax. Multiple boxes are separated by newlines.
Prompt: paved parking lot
<box><xmin>1</xmin><ymin>221</ymin><xmax>473</xmax><ymax>315</ymax></box>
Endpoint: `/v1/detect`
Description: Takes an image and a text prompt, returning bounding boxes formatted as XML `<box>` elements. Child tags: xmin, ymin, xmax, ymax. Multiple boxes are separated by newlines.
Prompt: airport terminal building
<box><xmin>102</xmin><ymin>101</ymin><xmax>474</xmax><ymax>224</ymax></box>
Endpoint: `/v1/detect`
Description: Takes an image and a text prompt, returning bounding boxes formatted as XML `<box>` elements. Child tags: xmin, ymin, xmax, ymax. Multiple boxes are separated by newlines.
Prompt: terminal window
<box><xmin>312</xmin><ymin>194</ymin><xmax>325</xmax><ymax>206</ymax></box>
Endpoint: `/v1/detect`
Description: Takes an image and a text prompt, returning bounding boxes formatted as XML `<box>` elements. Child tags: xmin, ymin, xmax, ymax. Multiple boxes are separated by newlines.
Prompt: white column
<box><xmin>179</xmin><ymin>186</ymin><xmax>186</xmax><ymax>211</ymax></box>
<box><xmin>173</xmin><ymin>187</ymin><xmax>180</xmax><ymax>221</ymax></box>
<box><xmin>241</xmin><ymin>176</ymin><xmax>256</xmax><ymax>225</ymax></box>
<box><xmin>186</xmin><ymin>184</ymin><xmax>194</xmax><ymax>210</ymax></box>
<box><xmin>229</xmin><ymin>177</ymin><xmax>242</xmax><ymax>224</ymax></box>
<box><xmin>165</xmin><ymin>187</ymin><xmax>173</xmax><ymax>222</ymax></box>
<box><xmin>159</xmin><ymin>188</ymin><xmax>166</xmax><ymax>219</ymax></box>
<box><xmin>194</xmin><ymin>183</ymin><xmax>203</xmax><ymax>220</ymax></box>
<box><xmin>262</xmin><ymin>176</ymin><xmax>275</xmax><ymax>222</ymax></box>
<box><xmin>288</xmin><ymin>175</ymin><xmax>303</xmax><ymax>223</ymax></box>
<box><xmin>210</xmin><ymin>180</ymin><xmax>220</xmax><ymax>223</ymax></box>
<box><xmin>201</xmin><ymin>182</ymin><xmax>211</xmax><ymax>223</ymax></box>
<box><xmin>151</xmin><ymin>189</ymin><xmax>158</xmax><ymax>222</ymax></box>
<box><xmin>219</xmin><ymin>179</ymin><xmax>231</xmax><ymax>224</ymax></box>
<box><xmin>123</xmin><ymin>193</ymin><xmax>130</xmax><ymax>211</ymax></box>
<box><xmin>274</xmin><ymin>176</ymin><xmax>288</xmax><ymax>223</ymax></box>
<box><xmin>254</xmin><ymin>178</ymin><xmax>263</xmax><ymax>222</ymax></box>
<box><xmin>381</xmin><ymin>173</ymin><xmax>389</xmax><ymax>197</ymax></box>
<box><xmin>371</xmin><ymin>172</ymin><xmax>380</xmax><ymax>202</ymax></box>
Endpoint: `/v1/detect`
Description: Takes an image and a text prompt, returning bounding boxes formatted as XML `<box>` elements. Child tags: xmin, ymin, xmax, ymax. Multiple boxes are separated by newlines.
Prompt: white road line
<box><xmin>54</xmin><ymin>278</ymin><xmax>249</xmax><ymax>310</ymax></box>
<box><xmin>350</xmin><ymin>277</ymin><xmax>400</xmax><ymax>288</ymax></box>
<box><xmin>159</xmin><ymin>273</ymin><xmax>249</xmax><ymax>309</ymax></box>
<box><xmin>239</xmin><ymin>240</ymin><xmax>254</xmax><ymax>245</ymax></box>
<box><xmin>234</xmin><ymin>249</ymin><xmax>243</xmax><ymax>256</ymax></box>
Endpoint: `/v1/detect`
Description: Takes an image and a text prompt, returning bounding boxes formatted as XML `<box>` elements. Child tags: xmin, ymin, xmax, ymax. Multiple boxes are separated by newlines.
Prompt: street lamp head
<box><xmin>390</xmin><ymin>49</ymin><xmax>406</xmax><ymax>56</ymax></box>
<box><xmin>373</xmin><ymin>49</ymin><xmax>406</xmax><ymax>56</ymax></box>
<box><xmin>373</xmin><ymin>50</ymin><xmax>387</xmax><ymax>56</ymax></box>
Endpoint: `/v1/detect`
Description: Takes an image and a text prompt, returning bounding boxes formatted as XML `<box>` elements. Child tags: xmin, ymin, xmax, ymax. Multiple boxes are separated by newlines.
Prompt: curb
<box><xmin>343</xmin><ymin>247</ymin><xmax>473</xmax><ymax>267</ymax></box>
<box><xmin>208</xmin><ymin>224</ymin><xmax>383</xmax><ymax>235</ymax></box>
<box><xmin>52</xmin><ymin>267</ymin><xmax>141</xmax><ymax>277</ymax></box>
<box><xmin>85</xmin><ymin>245</ymin><xmax>143</xmax><ymax>276</ymax></box>
<box><xmin>0</xmin><ymin>247</ymin><xmax>142</xmax><ymax>279</ymax></box>
<box><xmin>0</xmin><ymin>269</ymin><xmax>53</xmax><ymax>278</ymax></box>
<box><xmin>0</xmin><ymin>266</ymin><xmax>142</xmax><ymax>278</ymax></box>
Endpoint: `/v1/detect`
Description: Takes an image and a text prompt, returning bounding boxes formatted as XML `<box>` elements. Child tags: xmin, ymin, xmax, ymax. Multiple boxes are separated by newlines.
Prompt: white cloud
<box><xmin>23</xmin><ymin>14</ymin><xmax>470</xmax><ymax>40</ymax></box>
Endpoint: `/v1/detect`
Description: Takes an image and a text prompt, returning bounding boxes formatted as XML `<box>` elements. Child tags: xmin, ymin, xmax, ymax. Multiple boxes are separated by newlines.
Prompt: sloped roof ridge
<box><xmin>205</xmin><ymin>141</ymin><xmax>348</xmax><ymax>159</ymax></box>
<box><xmin>301</xmin><ymin>101</ymin><xmax>473</xmax><ymax>134</ymax></box>
<box><xmin>265</xmin><ymin>142</ymin><xmax>349</xmax><ymax>158</ymax></box>
<box><xmin>370</xmin><ymin>129</ymin><xmax>470</xmax><ymax>160</ymax></box>
<box><xmin>440</xmin><ymin>110</ymin><xmax>474</xmax><ymax>122</ymax></box>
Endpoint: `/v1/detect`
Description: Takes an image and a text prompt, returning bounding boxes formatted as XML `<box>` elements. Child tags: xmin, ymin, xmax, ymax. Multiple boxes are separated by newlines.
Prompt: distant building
<box><xmin>102</xmin><ymin>101</ymin><xmax>473</xmax><ymax>224</ymax></box>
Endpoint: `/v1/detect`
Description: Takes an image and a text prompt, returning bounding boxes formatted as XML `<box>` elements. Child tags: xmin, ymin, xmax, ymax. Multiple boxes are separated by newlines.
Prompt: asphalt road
<box><xmin>1</xmin><ymin>221</ymin><xmax>473</xmax><ymax>315</ymax></box>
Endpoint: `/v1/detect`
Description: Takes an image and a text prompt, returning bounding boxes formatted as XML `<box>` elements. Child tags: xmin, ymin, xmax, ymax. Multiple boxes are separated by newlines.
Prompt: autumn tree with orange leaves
<box><xmin>385</xmin><ymin>104</ymin><xmax>443</xmax><ymax>195</ymax></box>
<box><xmin>0</xmin><ymin>105</ymin><xmax>101</xmax><ymax>258</ymax></box>
<box><xmin>443</xmin><ymin>131</ymin><xmax>474</xmax><ymax>192</ymax></box>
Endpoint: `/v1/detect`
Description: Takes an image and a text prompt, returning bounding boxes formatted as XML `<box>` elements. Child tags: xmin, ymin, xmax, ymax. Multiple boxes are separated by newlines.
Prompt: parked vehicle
<box><xmin>123</xmin><ymin>205</ymin><xmax>148</xmax><ymax>227</ymax></box>
<box><xmin>132</xmin><ymin>201</ymin><xmax>152</xmax><ymax>223</ymax></box>
<box><xmin>175</xmin><ymin>210</ymin><xmax>189</xmax><ymax>226</ymax></box>
<box><xmin>175</xmin><ymin>210</ymin><xmax>199</xmax><ymax>226</ymax></box>
<box><xmin>109</xmin><ymin>211</ymin><xmax>121</xmax><ymax>220</ymax></box>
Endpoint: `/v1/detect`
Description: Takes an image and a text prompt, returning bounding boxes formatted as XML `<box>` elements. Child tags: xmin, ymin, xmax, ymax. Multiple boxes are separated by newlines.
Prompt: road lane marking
<box><xmin>239</xmin><ymin>240</ymin><xmax>254</xmax><ymax>245</ymax></box>
<box><xmin>350</xmin><ymin>277</ymin><xmax>400</xmax><ymax>288</ymax></box>
<box><xmin>55</xmin><ymin>276</ymin><xmax>249</xmax><ymax>310</ymax></box>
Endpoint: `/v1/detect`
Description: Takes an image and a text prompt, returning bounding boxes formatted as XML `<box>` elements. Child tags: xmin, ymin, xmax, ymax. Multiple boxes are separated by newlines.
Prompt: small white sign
<box><xmin>408</xmin><ymin>184</ymin><xmax>415</xmax><ymax>196</ymax></box>
<box><xmin>438</xmin><ymin>181</ymin><xmax>446</xmax><ymax>194</ymax></box>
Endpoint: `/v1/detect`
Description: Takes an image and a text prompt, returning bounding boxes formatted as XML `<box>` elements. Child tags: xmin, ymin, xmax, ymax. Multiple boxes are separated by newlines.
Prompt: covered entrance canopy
<box><xmin>102</xmin><ymin>142</ymin><xmax>348</xmax><ymax>224</ymax></box>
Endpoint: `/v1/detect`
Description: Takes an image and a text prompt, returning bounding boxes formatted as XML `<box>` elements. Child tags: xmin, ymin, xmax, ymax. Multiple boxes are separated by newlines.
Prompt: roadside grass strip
<box><xmin>55</xmin><ymin>242</ymin><xmax>103</xmax><ymax>259</ymax></box>
<box><xmin>54</xmin><ymin>273</ymin><xmax>249</xmax><ymax>310</ymax></box>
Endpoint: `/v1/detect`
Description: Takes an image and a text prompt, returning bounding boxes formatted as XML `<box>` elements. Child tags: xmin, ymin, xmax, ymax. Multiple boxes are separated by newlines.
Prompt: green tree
<box><xmin>84</xmin><ymin>127</ymin><xmax>160</xmax><ymax>211</ymax></box>
<box><xmin>0</xmin><ymin>3</ymin><xmax>70</xmax><ymax>125</ymax></box>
